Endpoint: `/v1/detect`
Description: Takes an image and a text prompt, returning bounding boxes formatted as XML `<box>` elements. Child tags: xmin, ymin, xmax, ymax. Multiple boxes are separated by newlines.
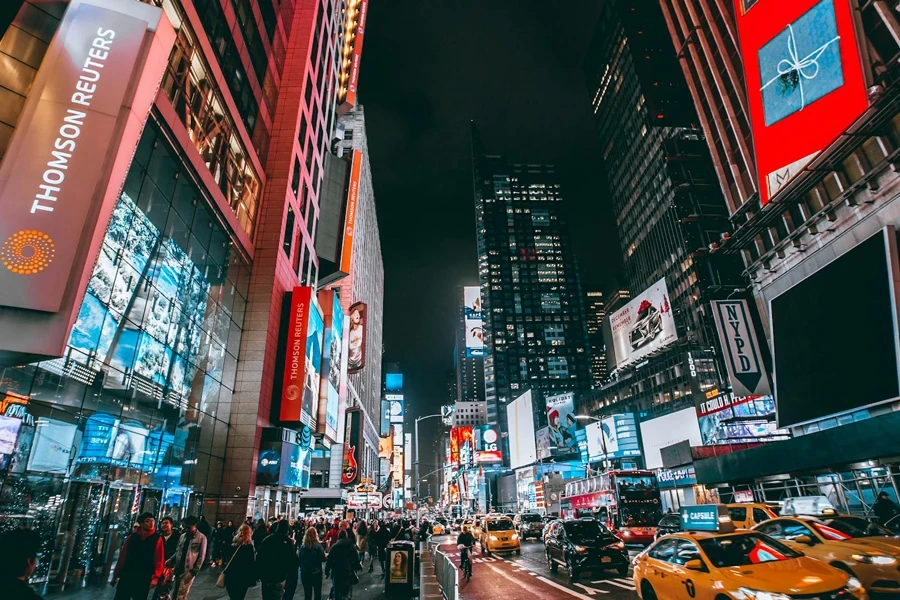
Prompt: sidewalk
<box><xmin>39</xmin><ymin>565</ymin><xmax>389</xmax><ymax>600</ymax></box>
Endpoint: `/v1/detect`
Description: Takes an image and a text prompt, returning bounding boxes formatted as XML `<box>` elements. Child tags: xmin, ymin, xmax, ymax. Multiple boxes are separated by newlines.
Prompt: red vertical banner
<box><xmin>735</xmin><ymin>0</ymin><xmax>869</xmax><ymax>205</ymax></box>
<box><xmin>345</xmin><ymin>0</ymin><xmax>368</xmax><ymax>109</ymax></box>
<box><xmin>340</xmin><ymin>150</ymin><xmax>362</xmax><ymax>274</ymax></box>
<box><xmin>281</xmin><ymin>286</ymin><xmax>312</xmax><ymax>422</ymax></box>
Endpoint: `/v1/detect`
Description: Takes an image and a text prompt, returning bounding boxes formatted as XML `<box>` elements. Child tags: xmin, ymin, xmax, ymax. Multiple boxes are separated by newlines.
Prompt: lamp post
<box><xmin>575</xmin><ymin>415</ymin><xmax>611</xmax><ymax>473</ymax></box>
<box><xmin>415</xmin><ymin>413</ymin><xmax>443</xmax><ymax>507</ymax></box>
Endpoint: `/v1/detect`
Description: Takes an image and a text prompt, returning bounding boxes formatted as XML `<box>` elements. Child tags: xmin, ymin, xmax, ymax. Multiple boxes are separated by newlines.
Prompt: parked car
<box><xmin>545</xmin><ymin>518</ymin><xmax>629</xmax><ymax>579</ymax></box>
<box><xmin>514</xmin><ymin>513</ymin><xmax>545</xmax><ymax>541</ymax></box>
<box><xmin>654</xmin><ymin>512</ymin><xmax>682</xmax><ymax>540</ymax></box>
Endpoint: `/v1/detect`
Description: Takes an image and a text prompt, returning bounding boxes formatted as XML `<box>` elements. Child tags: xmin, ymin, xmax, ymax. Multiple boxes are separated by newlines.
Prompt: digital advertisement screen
<box><xmin>609</xmin><ymin>278</ymin><xmax>677</xmax><ymax>368</ymax></box>
<box><xmin>735</xmin><ymin>0</ymin><xmax>869</xmax><ymax>204</ymax></box>
<box><xmin>464</xmin><ymin>286</ymin><xmax>485</xmax><ymax>358</ymax></box>
<box><xmin>507</xmin><ymin>391</ymin><xmax>536</xmax><ymax>470</ymax></box>
<box><xmin>0</xmin><ymin>415</ymin><xmax>22</xmax><ymax>455</ymax></box>
<box><xmin>639</xmin><ymin>408</ymin><xmax>703</xmax><ymax>469</ymax></box>
<box><xmin>348</xmin><ymin>302</ymin><xmax>367</xmax><ymax>373</ymax></box>
<box><xmin>387</xmin><ymin>394</ymin><xmax>404</xmax><ymax>423</ymax></box>
<box><xmin>697</xmin><ymin>394</ymin><xmax>790</xmax><ymax>445</ymax></box>
<box><xmin>303</xmin><ymin>299</ymin><xmax>325</xmax><ymax>429</ymax></box>
<box><xmin>545</xmin><ymin>392</ymin><xmax>578</xmax><ymax>455</ymax></box>
<box><xmin>450</xmin><ymin>426</ymin><xmax>474</xmax><ymax>466</ymax></box>
<box><xmin>772</xmin><ymin>231</ymin><xmax>899</xmax><ymax>427</ymax></box>
<box><xmin>317</xmin><ymin>290</ymin><xmax>343</xmax><ymax>442</ymax></box>
<box><xmin>585</xmin><ymin>414</ymin><xmax>641</xmax><ymax>462</ymax></box>
<box><xmin>385</xmin><ymin>373</ymin><xmax>403</xmax><ymax>390</ymax></box>
<box><xmin>473</xmin><ymin>424</ymin><xmax>502</xmax><ymax>464</ymax></box>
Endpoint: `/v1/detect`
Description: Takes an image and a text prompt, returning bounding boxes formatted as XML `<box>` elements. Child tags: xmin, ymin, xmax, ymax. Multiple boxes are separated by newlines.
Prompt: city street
<box><xmin>434</xmin><ymin>536</ymin><xmax>639</xmax><ymax>600</ymax></box>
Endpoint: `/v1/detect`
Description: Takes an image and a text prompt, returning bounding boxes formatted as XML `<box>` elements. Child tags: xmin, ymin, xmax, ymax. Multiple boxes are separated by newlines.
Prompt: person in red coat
<box><xmin>112</xmin><ymin>512</ymin><xmax>165</xmax><ymax>600</ymax></box>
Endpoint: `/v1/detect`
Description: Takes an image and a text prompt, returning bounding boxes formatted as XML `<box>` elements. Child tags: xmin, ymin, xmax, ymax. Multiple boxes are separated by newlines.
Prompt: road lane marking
<box><xmin>536</xmin><ymin>576</ymin><xmax>609</xmax><ymax>597</ymax></box>
<box><xmin>573</xmin><ymin>583</ymin><xmax>603</xmax><ymax>596</ymax></box>
<box><xmin>592</xmin><ymin>579</ymin><xmax>635</xmax><ymax>590</ymax></box>
<box><xmin>486</xmin><ymin>563</ymin><xmax>565</xmax><ymax>597</ymax></box>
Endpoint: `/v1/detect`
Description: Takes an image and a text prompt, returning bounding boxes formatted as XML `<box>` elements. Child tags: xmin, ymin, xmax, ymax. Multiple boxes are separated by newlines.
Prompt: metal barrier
<box><xmin>431</xmin><ymin>545</ymin><xmax>458</xmax><ymax>600</ymax></box>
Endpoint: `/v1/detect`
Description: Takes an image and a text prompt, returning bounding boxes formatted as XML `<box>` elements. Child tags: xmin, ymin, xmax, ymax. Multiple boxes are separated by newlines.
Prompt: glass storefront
<box><xmin>0</xmin><ymin>118</ymin><xmax>249</xmax><ymax>590</ymax></box>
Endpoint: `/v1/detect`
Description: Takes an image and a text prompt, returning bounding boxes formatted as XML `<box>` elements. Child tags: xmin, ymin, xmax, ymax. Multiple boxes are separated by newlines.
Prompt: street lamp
<box><xmin>575</xmin><ymin>415</ymin><xmax>611</xmax><ymax>472</ymax></box>
<box><xmin>415</xmin><ymin>413</ymin><xmax>444</xmax><ymax>507</ymax></box>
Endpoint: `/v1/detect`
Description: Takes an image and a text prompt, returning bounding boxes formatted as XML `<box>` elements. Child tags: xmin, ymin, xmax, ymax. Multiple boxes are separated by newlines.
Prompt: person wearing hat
<box><xmin>169</xmin><ymin>516</ymin><xmax>208</xmax><ymax>600</ymax></box>
<box><xmin>111</xmin><ymin>512</ymin><xmax>165</xmax><ymax>600</ymax></box>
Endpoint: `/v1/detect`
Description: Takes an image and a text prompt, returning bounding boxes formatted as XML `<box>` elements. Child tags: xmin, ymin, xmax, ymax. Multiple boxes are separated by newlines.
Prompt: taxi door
<box><xmin>643</xmin><ymin>538</ymin><xmax>704</xmax><ymax>599</ymax></box>
<box><xmin>667</xmin><ymin>538</ymin><xmax>718</xmax><ymax>600</ymax></box>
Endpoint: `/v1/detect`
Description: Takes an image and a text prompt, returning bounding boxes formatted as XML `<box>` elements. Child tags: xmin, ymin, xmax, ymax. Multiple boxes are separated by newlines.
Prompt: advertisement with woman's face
<box><xmin>347</xmin><ymin>302</ymin><xmax>367</xmax><ymax>373</ymax></box>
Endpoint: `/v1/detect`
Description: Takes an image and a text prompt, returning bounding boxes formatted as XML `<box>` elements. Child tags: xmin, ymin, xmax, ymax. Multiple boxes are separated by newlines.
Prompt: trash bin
<box><xmin>385</xmin><ymin>540</ymin><xmax>416</xmax><ymax>598</ymax></box>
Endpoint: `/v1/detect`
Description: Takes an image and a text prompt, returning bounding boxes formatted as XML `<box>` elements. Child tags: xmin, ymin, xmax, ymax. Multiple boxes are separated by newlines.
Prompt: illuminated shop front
<box><xmin>0</xmin><ymin>119</ymin><xmax>249</xmax><ymax>590</ymax></box>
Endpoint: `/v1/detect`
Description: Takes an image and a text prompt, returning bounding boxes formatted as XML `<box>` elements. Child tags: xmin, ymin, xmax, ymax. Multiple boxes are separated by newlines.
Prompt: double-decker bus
<box><xmin>560</xmin><ymin>470</ymin><xmax>662</xmax><ymax>545</ymax></box>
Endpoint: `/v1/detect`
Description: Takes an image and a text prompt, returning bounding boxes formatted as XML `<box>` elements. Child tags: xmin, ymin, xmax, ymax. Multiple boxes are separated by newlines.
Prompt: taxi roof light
<box><xmin>680</xmin><ymin>504</ymin><xmax>735</xmax><ymax>534</ymax></box>
<box><xmin>780</xmin><ymin>495</ymin><xmax>838</xmax><ymax>518</ymax></box>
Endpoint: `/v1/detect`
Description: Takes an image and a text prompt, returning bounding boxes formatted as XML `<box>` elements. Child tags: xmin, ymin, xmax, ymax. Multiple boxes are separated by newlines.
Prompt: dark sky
<box><xmin>357</xmin><ymin>1</ymin><xmax>620</xmax><ymax>456</ymax></box>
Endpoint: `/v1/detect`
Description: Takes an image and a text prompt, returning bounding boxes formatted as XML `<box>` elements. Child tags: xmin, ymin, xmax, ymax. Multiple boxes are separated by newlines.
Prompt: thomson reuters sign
<box><xmin>0</xmin><ymin>0</ymin><xmax>173</xmax><ymax>317</ymax></box>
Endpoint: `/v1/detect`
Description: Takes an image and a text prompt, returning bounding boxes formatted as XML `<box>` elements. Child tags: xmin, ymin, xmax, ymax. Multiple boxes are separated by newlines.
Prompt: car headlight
<box><xmin>511</xmin><ymin>533</ymin><xmax>519</xmax><ymax>540</ymax></box>
<box><xmin>845</xmin><ymin>577</ymin><xmax>864</xmax><ymax>593</ymax></box>
<box><xmin>573</xmin><ymin>545</ymin><xmax>588</xmax><ymax>553</ymax></box>
<box><xmin>850</xmin><ymin>553</ymin><xmax>897</xmax><ymax>565</ymax></box>
<box><xmin>489</xmin><ymin>535</ymin><xmax>498</xmax><ymax>541</ymax></box>
<box><xmin>736</xmin><ymin>589</ymin><xmax>792</xmax><ymax>600</ymax></box>
<box><xmin>604</xmin><ymin>541</ymin><xmax>625</xmax><ymax>550</ymax></box>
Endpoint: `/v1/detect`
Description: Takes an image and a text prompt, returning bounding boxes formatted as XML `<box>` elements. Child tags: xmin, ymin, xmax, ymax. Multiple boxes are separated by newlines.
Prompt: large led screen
<box><xmin>772</xmin><ymin>230</ymin><xmax>900</xmax><ymax>427</ymax></box>
<box><xmin>507</xmin><ymin>390</ymin><xmax>536</xmax><ymax>470</ymax></box>
<box><xmin>464</xmin><ymin>286</ymin><xmax>485</xmax><ymax>358</ymax></box>
<box><xmin>585</xmin><ymin>414</ymin><xmax>641</xmax><ymax>462</ymax></box>
<box><xmin>639</xmin><ymin>408</ymin><xmax>703</xmax><ymax>469</ymax></box>
<box><xmin>545</xmin><ymin>392</ymin><xmax>578</xmax><ymax>455</ymax></box>
<box><xmin>609</xmin><ymin>278</ymin><xmax>677</xmax><ymax>368</ymax></box>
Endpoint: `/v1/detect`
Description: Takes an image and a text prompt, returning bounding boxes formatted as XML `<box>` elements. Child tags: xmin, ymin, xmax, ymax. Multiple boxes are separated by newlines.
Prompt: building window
<box><xmin>283</xmin><ymin>205</ymin><xmax>295</xmax><ymax>258</ymax></box>
<box><xmin>291</xmin><ymin>157</ymin><xmax>302</xmax><ymax>197</ymax></box>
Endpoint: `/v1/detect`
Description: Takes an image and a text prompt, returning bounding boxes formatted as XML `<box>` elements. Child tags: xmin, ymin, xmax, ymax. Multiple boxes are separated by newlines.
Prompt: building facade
<box><xmin>585</xmin><ymin>291</ymin><xmax>607</xmax><ymax>387</ymax></box>
<box><xmin>471</xmin><ymin>123</ymin><xmax>592</xmax><ymax>458</ymax></box>
<box><xmin>454</xmin><ymin>287</ymin><xmax>485</xmax><ymax>405</ymax></box>
<box><xmin>0</xmin><ymin>0</ymin><xmax>380</xmax><ymax>589</ymax></box>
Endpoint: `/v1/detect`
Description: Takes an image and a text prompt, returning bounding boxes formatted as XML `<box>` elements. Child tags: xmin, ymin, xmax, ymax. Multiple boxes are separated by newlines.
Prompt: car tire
<box><xmin>548</xmin><ymin>552</ymin><xmax>558</xmax><ymax>573</ymax></box>
<box><xmin>641</xmin><ymin>581</ymin><xmax>658</xmax><ymax>600</ymax></box>
<box><xmin>566</xmin><ymin>557</ymin><xmax>579</xmax><ymax>580</ymax></box>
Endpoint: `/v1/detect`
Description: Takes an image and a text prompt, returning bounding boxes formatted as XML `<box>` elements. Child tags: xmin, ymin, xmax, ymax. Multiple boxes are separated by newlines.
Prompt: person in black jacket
<box><xmin>224</xmin><ymin>525</ymin><xmax>256</xmax><ymax>600</ymax></box>
<box><xmin>298</xmin><ymin>527</ymin><xmax>326</xmax><ymax>600</ymax></box>
<box><xmin>252</xmin><ymin>520</ymin><xmax>269</xmax><ymax>550</ymax></box>
<box><xmin>112</xmin><ymin>512</ymin><xmax>165</xmax><ymax>600</ymax></box>
<box><xmin>324</xmin><ymin>531</ymin><xmax>360</xmax><ymax>600</ymax></box>
<box><xmin>0</xmin><ymin>528</ymin><xmax>44</xmax><ymax>600</ymax></box>
<box><xmin>257</xmin><ymin>520</ymin><xmax>296</xmax><ymax>600</ymax></box>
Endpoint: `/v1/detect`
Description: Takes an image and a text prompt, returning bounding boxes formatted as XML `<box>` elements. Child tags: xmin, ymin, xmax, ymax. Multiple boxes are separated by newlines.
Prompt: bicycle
<box><xmin>458</xmin><ymin>544</ymin><xmax>473</xmax><ymax>581</ymax></box>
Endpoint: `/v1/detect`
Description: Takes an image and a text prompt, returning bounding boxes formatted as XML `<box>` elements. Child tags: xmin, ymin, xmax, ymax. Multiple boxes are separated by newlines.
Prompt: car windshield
<box><xmin>620</xmin><ymin>505</ymin><xmax>663</xmax><ymax>527</ymax></box>
<box><xmin>698</xmin><ymin>533</ymin><xmax>802</xmax><ymax>567</ymax></box>
<box><xmin>819</xmin><ymin>516</ymin><xmax>891</xmax><ymax>539</ymax></box>
<box><xmin>521</xmin><ymin>514</ymin><xmax>542</xmax><ymax>522</ymax></box>
<box><xmin>564</xmin><ymin>521</ymin><xmax>610</xmax><ymax>541</ymax></box>
<box><xmin>488</xmin><ymin>519</ymin><xmax>514</xmax><ymax>531</ymax></box>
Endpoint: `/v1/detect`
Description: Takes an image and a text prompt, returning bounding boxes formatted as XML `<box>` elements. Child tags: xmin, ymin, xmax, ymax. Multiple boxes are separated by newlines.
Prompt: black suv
<box><xmin>514</xmin><ymin>513</ymin><xmax>544</xmax><ymax>541</ymax></box>
<box><xmin>545</xmin><ymin>518</ymin><xmax>629</xmax><ymax>580</ymax></box>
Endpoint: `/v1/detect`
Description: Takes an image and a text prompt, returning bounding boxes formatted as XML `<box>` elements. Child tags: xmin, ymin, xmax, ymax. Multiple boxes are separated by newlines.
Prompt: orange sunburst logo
<box><xmin>1</xmin><ymin>230</ymin><xmax>55</xmax><ymax>275</ymax></box>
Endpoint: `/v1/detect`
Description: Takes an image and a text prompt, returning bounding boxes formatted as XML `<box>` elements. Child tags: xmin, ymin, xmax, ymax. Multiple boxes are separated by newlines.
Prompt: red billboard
<box><xmin>735</xmin><ymin>0</ymin><xmax>869</xmax><ymax>205</ymax></box>
<box><xmin>339</xmin><ymin>0</ymin><xmax>368</xmax><ymax>114</ymax></box>
<box><xmin>339</xmin><ymin>150</ymin><xmax>362</xmax><ymax>274</ymax></box>
<box><xmin>347</xmin><ymin>302</ymin><xmax>367</xmax><ymax>373</ymax></box>
<box><xmin>281</xmin><ymin>287</ymin><xmax>311</xmax><ymax>422</ymax></box>
<box><xmin>342</xmin><ymin>407</ymin><xmax>362</xmax><ymax>487</ymax></box>
<box><xmin>449</xmin><ymin>426</ymin><xmax>474</xmax><ymax>466</ymax></box>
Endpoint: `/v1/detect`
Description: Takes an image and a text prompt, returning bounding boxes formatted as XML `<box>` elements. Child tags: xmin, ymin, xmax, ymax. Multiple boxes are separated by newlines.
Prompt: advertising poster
<box><xmin>545</xmin><ymin>392</ymin><xmax>579</xmax><ymax>454</ymax></box>
<box><xmin>441</xmin><ymin>404</ymin><xmax>455</xmax><ymax>425</ymax></box>
<box><xmin>449</xmin><ymin>426</ymin><xmax>474</xmax><ymax>466</ymax></box>
<box><xmin>610</xmin><ymin>278</ymin><xmax>676</xmax><ymax>368</ymax></box>
<box><xmin>473</xmin><ymin>424</ymin><xmax>502</xmax><ymax>464</ymax></box>
<box><xmin>697</xmin><ymin>393</ymin><xmax>790</xmax><ymax>445</ymax></box>
<box><xmin>387</xmin><ymin>394</ymin><xmax>404</xmax><ymax>423</ymax></box>
<box><xmin>506</xmin><ymin>391</ymin><xmax>537</xmax><ymax>470</ymax></box>
<box><xmin>0</xmin><ymin>415</ymin><xmax>22</xmax><ymax>455</ymax></box>
<box><xmin>464</xmin><ymin>286</ymin><xmax>485</xmax><ymax>358</ymax></box>
<box><xmin>347</xmin><ymin>302</ymin><xmax>367</xmax><ymax>373</ymax></box>
<box><xmin>378</xmin><ymin>435</ymin><xmax>393</xmax><ymax>460</ymax></box>
<box><xmin>735</xmin><ymin>0</ymin><xmax>869</xmax><ymax>204</ymax></box>
<box><xmin>404</xmin><ymin>433</ymin><xmax>412</xmax><ymax>472</ymax></box>
<box><xmin>303</xmin><ymin>298</ymin><xmax>325</xmax><ymax>430</ymax></box>
<box><xmin>585</xmin><ymin>415</ymin><xmax>645</xmax><ymax>462</ymax></box>
<box><xmin>380</xmin><ymin>399</ymin><xmax>391</xmax><ymax>437</ymax></box>
<box><xmin>639</xmin><ymin>408</ymin><xmax>703</xmax><ymax>469</ymax></box>
<box><xmin>317</xmin><ymin>290</ymin><xmax>344</xmax><ymax>442</ymax></box>
<box><xmin>341</xmin><ymin>408</ymin><xmax>362</xmax><ymax>487</ymax></box>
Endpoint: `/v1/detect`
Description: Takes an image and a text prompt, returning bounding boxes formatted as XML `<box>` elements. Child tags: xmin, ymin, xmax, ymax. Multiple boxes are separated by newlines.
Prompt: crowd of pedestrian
<box><xmin>0</xmin><ymin>513</ymin><xmax>433</xmax><ymax>600</ymax></box>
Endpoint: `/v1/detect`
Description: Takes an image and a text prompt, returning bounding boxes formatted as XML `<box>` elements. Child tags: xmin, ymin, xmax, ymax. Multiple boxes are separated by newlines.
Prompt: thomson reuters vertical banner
<box><xmin>281</xmin><ymin>287</ymin><xmax>311</xmax><ymax>423</ymax></box>
<box><xmin>0</xmin><ymin>0</ymin><xmax>174</xmax><ymax>359</ymax></box>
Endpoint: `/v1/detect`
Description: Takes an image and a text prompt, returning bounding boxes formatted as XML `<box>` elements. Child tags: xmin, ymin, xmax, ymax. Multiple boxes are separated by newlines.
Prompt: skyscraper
<box><xmin>585</xmin><ymin>292</ymin><xmax>607</xmax><ymax>388</ymax></box>
<box><xmin>471</xmin><ymin>123</ymin><xmax>592</xmax><ymax>452</ymax></box>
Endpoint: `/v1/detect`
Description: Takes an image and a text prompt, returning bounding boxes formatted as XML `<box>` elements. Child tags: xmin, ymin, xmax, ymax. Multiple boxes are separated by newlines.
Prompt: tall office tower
<box><xmin>455</xmin><ymin>286</ymin><xmax>486</xmax><ymax>406</ymax></box>
<box><xmin>604</xmin><ymin>288</ymin><xmax>631</xmax><ymax>314</ymax></box>
<box><xmin>0</xmin><ymin>0</ymin><xmax>360</xmax><ymax>571</ymax></box>
<box><xmin>585</xmin><ymin>292</ymin><xmax>607</xmax><ymax>387</ymax></box>
<box><xmin>658</xmin><ymin>0</ymin><xmax>756</xmax><ymax>214</ymax></box>
<box><xmin>584</xmin><ymin>0</ymin><xmax>744</xmax><ymax>352</ymax></box>
<box><xmin>471</xmin><ymin>123</ymin><xmax>592</xmax><ymax>452</ymax></box>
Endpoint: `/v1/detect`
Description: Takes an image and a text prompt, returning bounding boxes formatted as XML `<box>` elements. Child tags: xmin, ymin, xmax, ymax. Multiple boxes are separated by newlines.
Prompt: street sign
<box><xmin>347</xmin><ymin>491</ymin><xmax>382</xmax><ymax>509</ymax></box>
<box><xmin>710</xmin><ymin>300</ymin><xmax>771</xmax><ymax>397</ymax></box>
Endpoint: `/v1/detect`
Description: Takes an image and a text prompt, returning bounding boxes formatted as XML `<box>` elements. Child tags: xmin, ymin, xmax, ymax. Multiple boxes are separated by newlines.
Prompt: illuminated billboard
<box><xmin>0</xmin><ymin>0</ymin><xmax>174</xmax><ymax>360</ymax></box>
<box><xmin>584</xmin><ymin>414</ymin><xmax>641</xmax><ymax>462</ymax></box>
<box><xmin>610</xmin><ymin>278</ymin><xmax>676</xmax><ymax>368</ymax></box>
<box><xmin>386</xmin><ymin>394</ymin><xmax>404</xmax><ymax>423</ymax></box>
<box><xmin>341</xmin><ymin>408</ymin><xmax>362</xmax><ymax>487</ymax></box>
<box><xmin>316</xmin><ymin>290</ymin><xmax>344</xmax><ymax>442</ymax></box>
<box><xmin>507</xmin><ymin>391</ymin><xmax>537</xmax><ymax>470</ymax></box>
<box><xmin>347</xmin><ymin>302</ymin><xmax>367</xmax><ymax>373</ymax></box>
<box><xmin>545</xmin><ymin>392</ymin><xmax>578</xmax><ymax>455</ymax></box>
<box><xmin>338</xmin><ymin>0</ymin><xmax>368</xmax><ymax>113</ymax></box>
<box><xmin>473</xmin><ymin>424</ymin><xmax>502</xmax><ymax>464</ymax></box>
<box><xmin>639</xmin><ymin>408</ymin><xmax>703</xmax><ymax>469</ymax></box>
<box><xmin>378</xmin><ymin>435</ymin><xmax>393</xmax><ymax>460</ymax></box>
<box><xmin>735</xmin><ymin>0</ymin><xmax>869</xmax><ymax>204</ymax></box>
<box><xmin>463</xmin><ymin>286</ymin><xmax>485</xmax><ymax>358</ymax></box>
<box><xmin>385</xmin><ymin>373</ymin><xmax>403</xmax><ymax>391</ymax></box>
<box><xmin>696</xmin><ymin>393</ymin><xmax>790</xmax><ymax>445</ymax></box>
<box><xmin>449</xmin><ymin>426</ymin><xmax>474</xmax><ymax>467</ymax></box>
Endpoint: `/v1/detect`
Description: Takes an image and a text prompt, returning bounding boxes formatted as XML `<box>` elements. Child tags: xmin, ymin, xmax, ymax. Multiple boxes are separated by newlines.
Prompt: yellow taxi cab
<box><xmin>634</xmin><ymin>504</ymin><xmax>867</xmax><ymax>600</ymax></box>
<box><xmin>479</xmin><ymin>516</ymin><xmax>521</xmax><ymax>556</ymax></box>
<box><xmin>753</xmin><ymin>511</ymin><xmax>900</xmax><ymax>596</ymax></box>
<box><xmin>725</xmin><ymin>503</ymin><xmax>780</xmax><ymax>529</ymax></box>
<box><xmin>432</xmin><ymin>522</ymin><xmax>445</xmax><ymax>535</ymax></box>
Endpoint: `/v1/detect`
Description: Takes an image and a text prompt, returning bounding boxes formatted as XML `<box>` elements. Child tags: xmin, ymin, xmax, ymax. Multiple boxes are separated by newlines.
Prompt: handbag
<box><xmin>216</xmin><ymin>546</ymin><xmax>241</xmax><ymax>588</ymax></box>
<box><xmin>349</xmin><ymin>570</ymin><xmax>360</xmax><ymax>585</ymax></box>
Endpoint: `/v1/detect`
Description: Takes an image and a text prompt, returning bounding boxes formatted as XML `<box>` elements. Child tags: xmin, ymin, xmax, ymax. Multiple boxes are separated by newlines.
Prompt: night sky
<box><xmin>357</xmin><ymin>1</ymin><xmax>620</xmax><ymax>466</ymax></box>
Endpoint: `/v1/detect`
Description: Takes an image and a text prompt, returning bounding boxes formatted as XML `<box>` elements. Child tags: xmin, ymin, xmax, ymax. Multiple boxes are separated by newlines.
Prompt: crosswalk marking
<box><xmin>591</xmin><ymin>578</ymin><xmax>635</xmax><ymax>590</ymax></box>
<box><xmin>573</xmin><ymin>582</ymin><xmax>608</xmax><ymax>596</ymax></box>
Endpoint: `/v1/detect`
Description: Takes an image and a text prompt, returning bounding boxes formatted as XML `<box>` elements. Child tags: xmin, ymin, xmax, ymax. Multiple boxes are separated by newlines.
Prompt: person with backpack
<box><xmin>324</xmin><ymin>531</ymin><xmax>360</xmax><ymax>600</ymax></box>
<box><xmin>111</xmin><ymin>512</ymin><xmax>165</xmax><ymax>600</ymax></box>
<box><xmin>298</xmin><ymin>527</ymin><xmax>326</xmax><ymax>600</ymax></box>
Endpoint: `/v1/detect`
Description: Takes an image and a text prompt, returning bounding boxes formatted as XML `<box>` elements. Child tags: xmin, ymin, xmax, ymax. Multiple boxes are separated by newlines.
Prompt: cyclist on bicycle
<box><xmin>457</xmin><ymin>525</ymin><xmax>476</xmax><ymax>578</ymax></box>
